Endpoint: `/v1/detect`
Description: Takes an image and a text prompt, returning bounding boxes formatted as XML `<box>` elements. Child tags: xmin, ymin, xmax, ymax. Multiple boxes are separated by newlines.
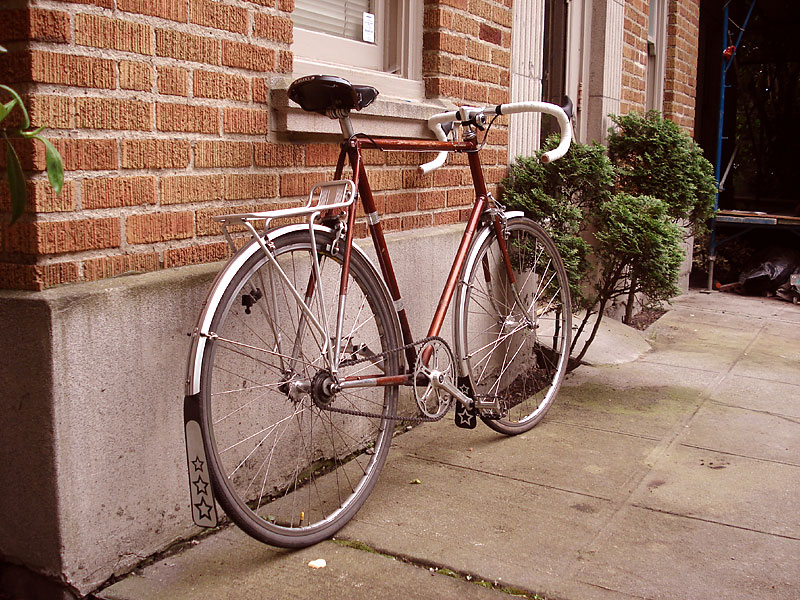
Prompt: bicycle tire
<box><xmin>198</xmin><ymin>229</ymin><xmax>401</xmax><ymax>548</ymax></box>
<box><xmin>455</xmin><ymin>217</ymin><xmax>571</xmax><ymax>434</ymax></box>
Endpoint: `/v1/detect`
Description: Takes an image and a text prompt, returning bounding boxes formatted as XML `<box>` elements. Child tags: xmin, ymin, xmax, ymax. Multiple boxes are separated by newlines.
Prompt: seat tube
<box><xmin>348</xmin><ymin>144</ymin><xmax>417</xmax><ymax>365</ymax></box>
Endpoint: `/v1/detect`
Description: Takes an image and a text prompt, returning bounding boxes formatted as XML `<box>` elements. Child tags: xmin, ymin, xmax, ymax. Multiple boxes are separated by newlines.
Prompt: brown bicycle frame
<box><xmin>324</xmin><ymin>133</ymin><xmax>515</xmax><ymax>388</ymax></box>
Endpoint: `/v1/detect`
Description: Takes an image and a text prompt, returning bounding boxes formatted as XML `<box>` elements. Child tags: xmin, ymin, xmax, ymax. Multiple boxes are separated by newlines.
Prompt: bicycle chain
<box><xmin>320</xmin><ymin>335</ymin><xmax>460</xmax><ymax>423</ymax></box>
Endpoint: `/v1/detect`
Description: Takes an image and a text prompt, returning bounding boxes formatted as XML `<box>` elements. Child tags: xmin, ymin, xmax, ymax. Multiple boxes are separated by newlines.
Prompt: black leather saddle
<box><xmin>288</xmin><ymin>75</ymin><xmax>379</xmax><ymax>115</ymax></box>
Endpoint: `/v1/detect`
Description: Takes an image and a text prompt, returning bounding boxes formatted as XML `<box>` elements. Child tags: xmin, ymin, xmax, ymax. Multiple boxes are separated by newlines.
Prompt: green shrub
<box><xmin>503</xmin><ymin>111</ymin><xmax>716</xmax><ymax>361</ymax></box>
<box><xmin>608</xmin><ymin>111</ymin><xmax>716</xmax><ymax>235</ymax></box>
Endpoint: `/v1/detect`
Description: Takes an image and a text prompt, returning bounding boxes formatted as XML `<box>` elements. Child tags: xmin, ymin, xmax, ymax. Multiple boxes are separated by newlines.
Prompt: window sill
<box><xmin>271</xmin><ymin>62</ymin><xmax>451</xmax><ymax>139</ymax></box>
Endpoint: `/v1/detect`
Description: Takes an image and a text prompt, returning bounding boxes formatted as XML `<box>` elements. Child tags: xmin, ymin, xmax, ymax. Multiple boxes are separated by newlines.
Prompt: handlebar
<box><xmin>419</xmin><ymin>99</ymin><xmax>573</xmax><ymax>174</ymax></box>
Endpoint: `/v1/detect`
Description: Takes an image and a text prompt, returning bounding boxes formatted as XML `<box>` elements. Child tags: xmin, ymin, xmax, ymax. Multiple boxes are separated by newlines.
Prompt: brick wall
<box><xmin>663</xmin><ymin>0</ymin><xmax>700</xmax><ymax>132</ymax></box>
<box><xmin>0</xmin><ymin>0</ymin><xmax>512</xmax><ymax>291</ymax></box>
<box><xmin>621</xmin><ymin>0</ymin><xmax>648</xmax><ymax>114</ymax></box>
<box><xmin>619</xmin><ymin>0</ymin><xmax>700</xmax><ymax>134</ymax></box>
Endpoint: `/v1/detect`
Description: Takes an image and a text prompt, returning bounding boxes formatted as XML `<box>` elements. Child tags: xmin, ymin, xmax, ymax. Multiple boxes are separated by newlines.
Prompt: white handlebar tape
<box><xmin>418</xmin><ymin>102</ymin><xmax>572</xmax><ymax>173</ymax></box>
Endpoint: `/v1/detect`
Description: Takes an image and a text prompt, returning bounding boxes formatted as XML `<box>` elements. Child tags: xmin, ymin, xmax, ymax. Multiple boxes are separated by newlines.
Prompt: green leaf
<box><xmin>0</xmin><ymin>99</ymin><xmax>16</xmax><ymax>124</ymax></box>
<box><xmin>0</xmin><ymin>85</ymin><xmax>30</xmax><ymax>129</ymax></box>
<box><xmin>19</xmin><ymin>126</ymin><xmax>45</xmax><ymax>138</ymax></box>
<box><xmin>5</xmin><ymin>140</ymin><xmax>27</xmax><ymax>224</ymax></box>
<box><xmin>33</xmin><ymin>134</ymin><xmax>64</xmax><ymax>194</ymax></box>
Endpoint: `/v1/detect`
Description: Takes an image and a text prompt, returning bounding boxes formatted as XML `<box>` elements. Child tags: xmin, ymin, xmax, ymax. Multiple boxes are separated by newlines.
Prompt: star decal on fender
<box><xmin>193</xmin><ymin>475</ymin><xmax>209</xmax><ymax>496</ymax></box>
<box><xmin>194</xmin><ymin>496</ymin><xmax>213</xmax><ymax>521</ymax></box>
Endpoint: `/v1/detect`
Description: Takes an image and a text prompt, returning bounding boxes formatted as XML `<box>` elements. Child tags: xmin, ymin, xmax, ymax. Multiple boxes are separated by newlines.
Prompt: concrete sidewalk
<box><xmin>97</xmin><ymin>291</ymin><xmax>800</xmax><ymax>600</ymax></box>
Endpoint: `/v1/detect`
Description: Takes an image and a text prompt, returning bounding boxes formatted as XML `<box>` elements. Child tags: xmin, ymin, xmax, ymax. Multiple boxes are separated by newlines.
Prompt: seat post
<box><xmin>338</xmin><ymin>113</ymin><xmax>355</xmax><ymax>139</ymax></box>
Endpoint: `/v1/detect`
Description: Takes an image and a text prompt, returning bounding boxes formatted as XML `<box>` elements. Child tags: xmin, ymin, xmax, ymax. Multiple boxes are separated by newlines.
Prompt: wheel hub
<box><xmin>311</xmin><ymin>370</ymin><xmax>337</xmax><ymax>408</ymax></box>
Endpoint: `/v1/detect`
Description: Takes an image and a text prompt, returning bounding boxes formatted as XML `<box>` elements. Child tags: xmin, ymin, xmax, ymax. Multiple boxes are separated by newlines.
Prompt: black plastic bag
<box><xmin>738</xmin><ymin>247</ymin><xmax>800</xmax><ymax>295</ymax></box>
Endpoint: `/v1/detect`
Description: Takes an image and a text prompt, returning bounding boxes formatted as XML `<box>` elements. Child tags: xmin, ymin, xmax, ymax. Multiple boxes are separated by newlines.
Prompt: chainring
<box><xmin>413</xmin><ymin>337</ymin><xmax>456</xmax><ymax>419</ymax></box>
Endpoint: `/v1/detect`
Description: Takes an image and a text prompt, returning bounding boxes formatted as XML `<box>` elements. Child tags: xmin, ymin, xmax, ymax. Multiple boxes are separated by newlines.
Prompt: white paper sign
<box><xmin>363</xmin><ymin>12</ymin><xmax>375</xmax><ymax>43</ymax></box>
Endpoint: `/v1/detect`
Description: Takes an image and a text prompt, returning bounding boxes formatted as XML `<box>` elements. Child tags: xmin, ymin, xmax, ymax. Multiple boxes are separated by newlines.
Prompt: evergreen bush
<box><xmin>503</xmin><ymin>111</ymin><xmax>716</xmax><ymax>362</ymax></box>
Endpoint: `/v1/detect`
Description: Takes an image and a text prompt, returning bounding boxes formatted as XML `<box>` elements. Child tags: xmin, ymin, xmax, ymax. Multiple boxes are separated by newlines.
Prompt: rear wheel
<box><xmin>455</xmin><ymin>217</ymin><xmax>571</xmax><ymax>434</ymax></box>
<box><xmin>198</xmin><ymin>230</ymin><xmax>400</xmax><ymax>547</ymax></box>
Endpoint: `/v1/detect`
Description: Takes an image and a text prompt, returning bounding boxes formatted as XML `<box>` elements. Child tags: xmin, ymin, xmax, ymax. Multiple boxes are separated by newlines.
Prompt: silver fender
<box><xmin>184</xmin><ymin>223</ymin><xmax>389</xmax><ymax>396</ymax></box>
<box><xmin>452</xmin><ymin>211</ymin><xmax>525</xmax><ymax>375</ymax></box>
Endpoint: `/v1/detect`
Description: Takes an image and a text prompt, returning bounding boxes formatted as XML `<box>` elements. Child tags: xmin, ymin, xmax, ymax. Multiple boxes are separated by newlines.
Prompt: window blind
<box><xmin>294</xmin><ymin>0</ymin><xmax>373</xmax><ymax>43</ymax></box>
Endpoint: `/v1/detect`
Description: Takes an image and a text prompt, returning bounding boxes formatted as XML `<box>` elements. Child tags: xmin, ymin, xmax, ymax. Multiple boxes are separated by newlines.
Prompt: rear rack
<box><xmin>213</xmin><ymin>179</ymin><xmax>356</xmax><ymax>251</ymax></box>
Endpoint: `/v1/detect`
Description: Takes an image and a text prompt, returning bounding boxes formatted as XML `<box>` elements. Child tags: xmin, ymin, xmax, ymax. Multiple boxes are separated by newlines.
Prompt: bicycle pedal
<box><xmin>454</xmin><ymin>402</ymin><xmax>477</xmax><ymax>429</ymax></box>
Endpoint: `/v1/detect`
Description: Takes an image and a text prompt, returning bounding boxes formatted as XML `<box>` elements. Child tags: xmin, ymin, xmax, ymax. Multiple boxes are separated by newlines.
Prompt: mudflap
<box><xmin>184</xmin><ymin>394</ymin><xmax>218</xmax><ymax>528</ymax></box>
<box><xmin>454</xmin><ymin>376</ymin><xmax>477</xmax><ymax>429</ymax></box>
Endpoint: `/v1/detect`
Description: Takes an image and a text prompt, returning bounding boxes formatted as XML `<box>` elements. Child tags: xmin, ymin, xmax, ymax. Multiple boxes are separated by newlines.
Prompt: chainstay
<box><xmin>323</xmin><ymin>335</ymin><xmax>455</xmax><ymax>423</ymax></box>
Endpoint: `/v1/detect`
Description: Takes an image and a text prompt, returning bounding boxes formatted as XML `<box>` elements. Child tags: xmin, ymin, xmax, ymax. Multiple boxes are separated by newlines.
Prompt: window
<box><xmin>646</xmin><ymin>0</ymin><xmax>667</xmax><ymax>111</ymax></box>
<box><xmin>291</xmin><ymin>0</ymin><xmax>423</xmax><ymax>100</ymax></box>
<box><xmin>293</xmin><ymin>1</ymin><xmax>384</xmax><ymax>72</ymax></box>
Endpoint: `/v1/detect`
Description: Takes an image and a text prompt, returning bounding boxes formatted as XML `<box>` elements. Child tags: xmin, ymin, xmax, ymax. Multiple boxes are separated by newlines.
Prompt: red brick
<box><xmin>195</xmin><ymin>141</ymin><xmax>251</xmax><ymax>168</ymax></box>
<box><xmin>119</xmin><ymin>0</ymin><xmax>187</xmax><ymax>22</ymax></box>
<box><xmin>447</xmin><ymin>187</ymin><xmax>474</xmax><ymax>207</ymax></box>
<box><xmin>304</xmin><ymin>144</ymin><xmax>341</xmax><ymax>167</ymax></box>
<box><xmin>280</xmin><ymin>172</ymin><xmax>329</xmax><ymax>197</ymax></box>
<box><xmin>466</xmin><ymin>40</ymin><xmax>491</xmax><ymax>62</ymax></box>
<box><xmin>190</xmin><ymin>0</ymin><xmax>248</xmax><ymax>34</ymax></box>
<box><xmin>195</xmin><ymin>205</ymin><xmax>250</xmax><ymax>236</ymax></box>
<box><xmin>194</xmin><ymin>70</ymin><xmax>250</xmax><ymax>101</ymax></box>
<box><xmin>253</xmin><ymin>13</ymin><xmax>293</xmax><ymax>43</ymax></box>
<box><xmin>157</xmin><ymin>66</ymin><xmax>188</xmax><ymax>96</ymax></box>
<box><xmin>464</xmin><ymin>81</ymin><xmax>489</xmax><ymax>103</ymax></box>
<box><xmin>83</xmin><ymin>176</ymin><xmax>157</xmax><ymax>209</ymax></box>
<box><xmin>223</xmin><ymin>108</ymin><xmax>269</xmax><ymax>134</ymax></box>
<box><xmin>0</xmin><ymin>262</ymin><xmax>79</xmax><ymax>291</ymax></box>
<box><xmin>418</xmin><ymin>190</ymin><xmax>444</xmax><ymax>211</ymax></box>
<box><xmin>76</xmin><ymin>98</ymin><xmax>153</xmax><ymax>131</ymax></box>
<box><xmin>423</xmin><ymin>32</ymin><xmax>466</xmax><ymax>55</ymax></box>
<box><xmin>433</xmin><ymin>168</ymin><xmax>462</xmax><ymax>187</ymax></box>
<box><xmin>48</xmin><ymin>139</ymin><xmax>117</xmax><ymax>171</ymax></box>
<box><xmin>222</xmin><ymin>41</ymin><xmax>275</xmax><ymax>72</ymax></box>
<box><xmin>367</xmin><ymin>169</ymin><xmax>403</xmax><ymax>192</ymax></box>
<box><xmin>126</xmin><ymin>211</ymin><xmax>194</xmax><ymax>244</ymax></box>
<box><xmin>120</xmin><ymin>60</ymin><xmax>153</xmax><ymax>91</ymax></box>
<box><xmin>225</xmin><ymin>174</ymin><xmax>279</xmax><ymax>200</ymax></box>
<box><xmin>402</xmin><ymin>214</ymin><xmax>433</xmax><ymax>230</ymax></box>
<box><xmin>425</xmin><ymin>76</ymin><xmax>463</xmax><ymax>98</ymax></box>
<box><xmin>433</xmin><ymin>209</ymin><xmax>463</xmax><ymax>226</ymax></box>
<box><xmin>0</xmin><ymin>8</ymin><xmax>71</xmax><ymax>43</ymax></box>
<box><xmin>122</xmin><ymin>140</ymin><xmax>190</xmax><ymax>169</ymax></box>
<box><xmin>254</xmin><ymin>143</ymin><xmax>303</xmax><ymax>167</ymax></box>
<box><xmin>277</xmin><ymin>49</ymin><xmax>293</xmax><ymax>73</ymax></box>
<box><xmin>26</xmin><ymin>95</ymin><xmax>73</xmax><ymax>129</ymax></box>
<box><xmin>75</xmin><ymin>14</ymin><xmax>153</xmax><ymax>54</ymax></box>
<box><xmin>0</xmin><ymin>179</ymin><xmax>75</xmax><ymax>213</ymax></box>
<box><xmin>161</xmin><ymin>174</ymin><xmax>223</xmax><ymax>205</ymax></box>
<box><xmin>156</xmin><ymin>29</ymin><xmax>220</xmax><ymax>65</ymax></box>
<box><xmin>157</xmin><ymin>103</ymin><xmax>218</xmax><ymax>134</ymax></box>
<box><xmin>29</xmin><ymin>50</ymin><xmax>115</xmax><ymax>88</ymax></box>
<box><xmin>385</xmin><ymin>192</ymin><xmax>416</xmax><ymax>214</ymax></box>
<box><xmin>6</xmin><ymin>218</ymin><xmax>120</xmax><ymax>255</ymax></box>
<box><xmin>82</xmin><ymin>252</ymin><xmax>160</xmax><ymax>281</ymax></box>
<box><xmin>164</xmin><ymin>242</ymin><xmax>229</xmax><ymax>268</ymax></box>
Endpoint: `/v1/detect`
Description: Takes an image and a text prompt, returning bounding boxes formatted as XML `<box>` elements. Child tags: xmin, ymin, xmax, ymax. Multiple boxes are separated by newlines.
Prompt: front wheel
<box><xmin>455</xmin><ymin>217</ymin><xmax>571</xmax><ymax>434</ymax></box>
<box><xmin>197</xmin><ymin>230</ymin><xmax>401</xmax><ymax>547</ymax></box>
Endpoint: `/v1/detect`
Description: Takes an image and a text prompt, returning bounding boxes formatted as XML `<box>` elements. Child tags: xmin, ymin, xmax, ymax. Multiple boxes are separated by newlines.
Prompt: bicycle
<box><xmin>183</xmin><ymin>74</ymin><xmax>573</xmax><ymax>549</ymax></box>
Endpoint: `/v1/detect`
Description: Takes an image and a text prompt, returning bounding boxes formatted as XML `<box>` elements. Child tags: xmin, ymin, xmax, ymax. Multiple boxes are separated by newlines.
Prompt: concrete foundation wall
<box><xmin>0</xmin><ymin>225</ymin><xmax>464</xmax><ymax>596</ymax></box>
